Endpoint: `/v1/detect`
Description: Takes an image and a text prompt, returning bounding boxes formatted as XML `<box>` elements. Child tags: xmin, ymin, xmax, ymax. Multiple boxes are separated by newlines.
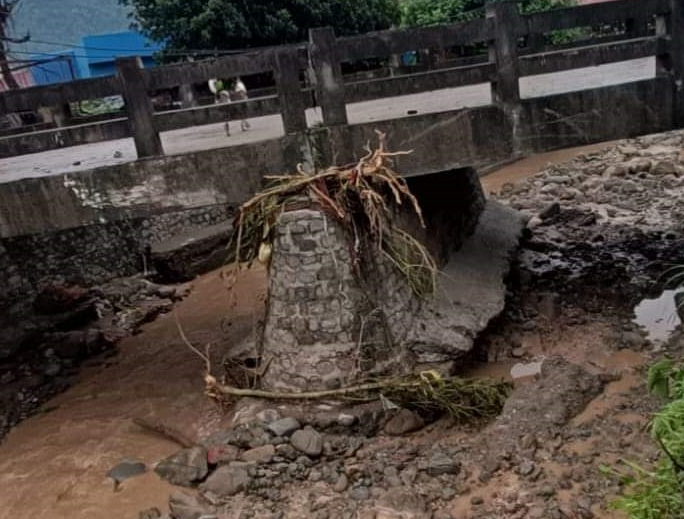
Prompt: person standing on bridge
<box><xmin>208</xmin><ymin>78</ymin><xmax>251</xmax><ymax>137</ymax></box>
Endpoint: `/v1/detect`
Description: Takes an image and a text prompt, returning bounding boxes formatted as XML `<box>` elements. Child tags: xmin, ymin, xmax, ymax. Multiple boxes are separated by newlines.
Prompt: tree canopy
<box><xmin>400</xmin><ymin>0</ymin><xmax>574</xmax><ymax>27</ymax></box>
<box><xmin>122</xmin><ymin>0</ymin><xmax>401</xmax><ymax>56</ymax></box>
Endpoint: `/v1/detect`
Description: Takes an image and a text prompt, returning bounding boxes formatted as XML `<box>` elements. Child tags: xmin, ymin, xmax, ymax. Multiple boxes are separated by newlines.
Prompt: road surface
<box><xmin>0</xmin><ymin>57</ymin><xmax>654</xmax><ymax>183</ymax></box>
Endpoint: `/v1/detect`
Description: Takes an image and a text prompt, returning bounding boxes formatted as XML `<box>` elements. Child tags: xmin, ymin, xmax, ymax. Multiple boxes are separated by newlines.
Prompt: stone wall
<box><xmin>261</xmin><ymin>207</ymin><xmax>415</xmax><ymax>391</ymax></box>
<box><xmin>0</xmin><ymin>203</ymin><xmax>233</xmax><ymax>311</ymax></box>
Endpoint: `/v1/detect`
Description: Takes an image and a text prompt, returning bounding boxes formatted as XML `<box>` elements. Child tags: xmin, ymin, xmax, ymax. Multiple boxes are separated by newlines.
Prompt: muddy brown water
<box><xmin>0</xmin><ymin>268</ymin><xmax>266</xmax><ymax>519</ymax></box>
<box><xmin>0</xmin><ymin>141</ymin><xmax>634</xmax><ymax>519</ymax></box>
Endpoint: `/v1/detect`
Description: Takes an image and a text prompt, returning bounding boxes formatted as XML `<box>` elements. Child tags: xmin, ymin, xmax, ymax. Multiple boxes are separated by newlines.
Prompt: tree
<box><xmin>400</xmin><ymin>0</ymin><xmax>574</xmax><ymax>27</ymax></box>
<box><xmin>121</xmin><ymin>0</ymin><xmax>401</xmax><ymax>57</ymax></box>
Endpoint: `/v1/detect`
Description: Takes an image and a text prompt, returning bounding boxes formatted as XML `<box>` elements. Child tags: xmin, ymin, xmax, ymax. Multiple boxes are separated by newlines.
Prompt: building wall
<box><xmin>82</xmin><ymin>32</ymin><xmax>161</xmax><ymax>78</ymax></box>
<box><xmin>29</xmin><ymin>31</ymin><xmax>161</xmax><ymax>84</ymax></box>
<box><xmin>0</xmin><ymin>69</ymin><xmax>33</xmax><ymax>91</ymax></box>
<box><xmin>30</xmin><ymin>52</ymin><xmax>80</xmax><ymax>85</ymax></box>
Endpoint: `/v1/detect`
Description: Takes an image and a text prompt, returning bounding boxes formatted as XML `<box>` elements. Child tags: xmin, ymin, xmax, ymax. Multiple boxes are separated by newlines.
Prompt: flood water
<box><xmin>633</xmin><ymin>289</ymin><xmax>684</xmax><ymax>348</ymax></box>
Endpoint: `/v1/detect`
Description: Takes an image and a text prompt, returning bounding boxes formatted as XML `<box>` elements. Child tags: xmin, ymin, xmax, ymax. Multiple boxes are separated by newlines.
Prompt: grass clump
<box><xmin>607</xmin><ymin>358</ymin><xmax>684</xmax><ymax>519</ymax></box>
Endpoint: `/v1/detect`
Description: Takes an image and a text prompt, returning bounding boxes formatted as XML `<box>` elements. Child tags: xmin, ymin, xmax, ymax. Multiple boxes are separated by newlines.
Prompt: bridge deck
<box><xmin>0</xmin><ymin>57</ymin><xmax>653</xmax><ymax>184</ymax></box>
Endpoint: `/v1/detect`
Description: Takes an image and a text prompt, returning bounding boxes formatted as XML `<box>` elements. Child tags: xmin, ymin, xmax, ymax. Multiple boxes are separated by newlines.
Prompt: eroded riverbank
<box><xmin>0</xmin><ymin>133</ymin><xmax>682</xmax><ymax>519</ymax></box>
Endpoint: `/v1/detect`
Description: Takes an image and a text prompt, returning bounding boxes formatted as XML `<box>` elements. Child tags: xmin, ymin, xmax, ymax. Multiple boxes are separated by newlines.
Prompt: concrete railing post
<box><xmin>486</xmin><ymin>1</ymin><xmax>521</xmax><ymax>106</ymax></box>
<box><xmin>115</xmin><ymin>57</ymin><xmax>164</xmax><ymax>158</ymax></box>
<box><xmin>656</xmin><ymin>0</ymin><xmax>684</xmax><ymax>126</ymax></box>
<box><xmin>274</xmin><ymin>47</ymin><xmax>308</xmax><ymax>134</ymax></box>
<box><xmin>309</xmin><ymin>27</ymin><xmax>348</xmax><ymax>126</ymax></box>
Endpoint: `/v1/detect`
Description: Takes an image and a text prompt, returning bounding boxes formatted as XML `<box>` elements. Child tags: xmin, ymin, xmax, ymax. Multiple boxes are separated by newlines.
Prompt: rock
<box><xmin>155</xmin><ymin>446</ymin><xmax>208</xmax><ymax>487</ymax></box>
<box><xmin>539</xmin><ymin>202</ymin><xmax>561</xmax><ymax>221</ymax></box>
<box><xmin>256</xmin><ymin>409</ymin><xmax>281</xmax><ymax>424</ymax></box>
<box><xmin>521</xmin><ymin>320</ymin><xmax>537</xmax><ymax>331</ymax></box>
<box><xmin>241</xmin><ymin>445</ymin><xmax>275</xmax><ymax>464</ymax></box>
<box><xmin>540</xmin><ymin>184</ymin><xmax>559</xmax><ymax>196</ymax></box>
<box><xmin>603</xmin><ymin>164</ymin><xmax>626</xmax><ymax>177</ymax></box>
<box><xmin>168</xmin><ymin>490</ymin><xmax>215</xmax><ymax>519</ymax></box>
<box><xmin>537</xmin><ymin>292</ymin><xmax>561</xmax><ymax>320</ymax></box>
<box><xmin>518</xmin><ymin>461</ymin><xmax>536</xmax><ymax>476</ymax></box>
<box><xmin>538</xmin><ymin>484</ymin><xmax>556</xmax><ymax>497</ymax></box>
<box><xmin>528</xmin><ymin>506</ymin><xmax>546</xmax><ymax>519</ymax></box>
<box><xmin>207</xmin><ymin>444</ymin><xmax>239</xmax><ymax>465</ymax></box>
<box><xmin>427</xmin><ymin>452</ymin><xmax>460</xmax><ymax>476</ymax></box>
<box><xmin>349</xmin><ymin>486</ymin><xmax>370</xmax><ymax>501</ymax></box>
<box><xmin>200</xmin><ymin>465</ymin><xmax>251</xmax><ymax>497</ymax></box>
<box><xmin>484</xmin><ymin>357</ymin><xmax>605</xmax><ymax>457</ymax></box>
<box><xmin>628</xmin><ymin>158</ymin><xmax>652</xmax><ymax>174</ymax></box>
<box><xmin>43</xmin><ymin>362</ymin><xmax>61</xmax><ymax>377</ymax></box>
<box><xmin>291</xmin><ymin>428</ymin><xmax>323</xmax><ymax>457</ymax></box>
<box><xmin>333</xmin><ymin>473</ymin><xmax>349</xmax><ymax>492</ymax></box>
<box><xmin>619</xmin><ymin>331</ymin><xmax>646</xmax><ymax>349</ymax></box>
<box><xmin>512</xmin><ymin>347</ymin><xmax>525</xmax><ymax>358</ymax></box>
<box><xmin>376</xmin><ymin>488</ymin><xmax>428</xmax><ymax>518</ymax></box>
<box><xmin>471</xmin><ymin>496</ymin><xmax>484</xmax><ymax>506</ymax></box>
<box><xmin>652</xmin><ymin>160</ymin><xmax>677</xmax><ymax>175</ymax></box>
<box><xmin>107</xmin><ymin>459</ymin><xmax>146</xmax><ymax>485</ymax></box>
<box><xmin>150</xmin><ymin>221</ymin><xmax>234</xmax><ymax>283</ymax></box>
<box><xmin>275</xmin><ymin>443</ymin><xmax>298</xmax><ymax>460</ymax></box>
<box><xmin>267</xmin><ymin>417</ymin><xmax>301</xmax><ymax>437</ymax></box>
<box><xmin>336</xmin><ymin>414</ymin><xmax>356</xmax><ymax>427</ymax></box>
<box><xmin>383</xmin><ymin>409</ymin><xmax>425</xmax><ymax>436</ymax></box>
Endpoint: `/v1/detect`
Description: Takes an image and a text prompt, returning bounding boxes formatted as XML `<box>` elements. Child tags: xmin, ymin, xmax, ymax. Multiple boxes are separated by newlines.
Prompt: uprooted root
<box><xmin>229</xmin><ymin>131</ymin><xmax>437</xmax><ymax>299</ymax></box>
<box><xmin>203</xmin><ymin>371</ymin><xmax>512</xmax><ymax>422</ymax></box>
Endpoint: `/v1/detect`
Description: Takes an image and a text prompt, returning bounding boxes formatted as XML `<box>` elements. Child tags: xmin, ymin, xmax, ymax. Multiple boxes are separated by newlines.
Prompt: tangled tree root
<box><xmin>230</xmin><ymin>130</ymin><xmax>437</xmax><ymax>299</ymax></box>
<box><xmin>203</xmin><ymin>371</ymin><xmax>512</xmax><ymax>422</ymax></box>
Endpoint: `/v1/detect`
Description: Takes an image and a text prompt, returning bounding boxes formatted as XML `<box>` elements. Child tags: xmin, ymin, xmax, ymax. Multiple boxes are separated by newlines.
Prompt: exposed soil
<box><xmin>0</xmin><ymin>132</ymin><xmax>683</xmax><ymax>519</ymax></box>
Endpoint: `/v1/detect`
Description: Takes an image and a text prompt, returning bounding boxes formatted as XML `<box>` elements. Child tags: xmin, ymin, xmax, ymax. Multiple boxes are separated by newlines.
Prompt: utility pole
<box><xmin>0</xmin><ymin>0</ymin><xmax>29</xmax><ymax>90</ymax></box>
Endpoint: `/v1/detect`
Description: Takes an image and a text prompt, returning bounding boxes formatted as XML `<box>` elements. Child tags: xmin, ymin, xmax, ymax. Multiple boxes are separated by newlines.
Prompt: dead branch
<box><xmin>174</xmin><ymin>311</ymin><xmax>211</xmax><ymax>375</ymax></box>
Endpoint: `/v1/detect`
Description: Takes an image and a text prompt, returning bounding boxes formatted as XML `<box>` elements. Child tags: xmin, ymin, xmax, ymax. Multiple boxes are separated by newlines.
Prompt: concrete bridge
<box><xmin>0</xmin><ymin>0</ymin><xmax>682</xmax><ymax>308</ymax></box>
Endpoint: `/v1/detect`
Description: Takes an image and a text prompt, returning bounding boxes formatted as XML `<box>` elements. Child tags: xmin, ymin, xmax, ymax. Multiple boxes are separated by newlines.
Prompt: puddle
<box><xmin>633</xmin><ymin>288</ymin><xmax>683</xmax><ymax>347</ymax></box>
<box><xmin>465</xmin><ymin>359</ymin><xmax>543</xmax><ymax>382</ymax></box>
<box><xmin>510</xmin><ymin>360</ymin><xmax>543</xmax><ymax>380</ymax></box>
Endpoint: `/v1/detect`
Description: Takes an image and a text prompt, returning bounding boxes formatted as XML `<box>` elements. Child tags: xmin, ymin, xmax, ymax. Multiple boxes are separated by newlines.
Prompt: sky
<box><xmin>7</xmin><ymin>0</ymin><xmax>132</xmax><ymax>56</ymax></box>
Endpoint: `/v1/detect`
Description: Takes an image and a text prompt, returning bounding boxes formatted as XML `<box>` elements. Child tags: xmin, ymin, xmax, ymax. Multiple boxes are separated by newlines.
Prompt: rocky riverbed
<box><xmin>1</xmin><ymin>131</ymin><xmax>683</xmax><ymax>519</ymax></box>
<box><xmin>0</xmin><ymin>276</ymin><xmax>188</xmax><ymax>441</ymax></box>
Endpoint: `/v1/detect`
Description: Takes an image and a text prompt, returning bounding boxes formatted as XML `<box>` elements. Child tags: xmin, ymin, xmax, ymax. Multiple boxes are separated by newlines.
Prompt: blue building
<box><xmin>78</xmin><ymin>31</ymin><xmax>161</xmax><ymax>78</ymax></box>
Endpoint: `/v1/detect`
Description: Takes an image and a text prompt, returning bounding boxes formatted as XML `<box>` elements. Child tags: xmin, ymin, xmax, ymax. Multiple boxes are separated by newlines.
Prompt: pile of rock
<box><xmin>140</xmin><ymin>358</ymin><xmax>613</xmax><ymax>519</ymax></box>
<box><xmin>495</xmin><ymin>130</ymin><xmax>684</xmax><ymax>312</ymax></box>
<box><xmin>0</xmin><ymin>275</ymin><xmax>186</xmax><ymax>440</ymax></box>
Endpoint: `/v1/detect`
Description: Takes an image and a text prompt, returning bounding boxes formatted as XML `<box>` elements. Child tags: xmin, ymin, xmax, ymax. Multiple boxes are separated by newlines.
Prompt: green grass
<box><xmin>608</xmin><ymin>359</ymin><xmax>684</xmax><ymax>519</ymax></box>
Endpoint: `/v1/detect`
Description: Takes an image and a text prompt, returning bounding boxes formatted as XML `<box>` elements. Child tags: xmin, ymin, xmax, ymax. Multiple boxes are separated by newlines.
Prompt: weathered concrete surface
<box><xmin>405</xmin><ymin>201</ymin><xmax>525</xmax><ymax>366</ymax></box>
<box><xmin>0</xmin><ymin>137</ymin><xmax>286</xmax><ymax>238</ymax></box>
<box><xmin>150</xmin><ymin>220</ymin><xmax>234</xmax><ymax>283</ymax></box>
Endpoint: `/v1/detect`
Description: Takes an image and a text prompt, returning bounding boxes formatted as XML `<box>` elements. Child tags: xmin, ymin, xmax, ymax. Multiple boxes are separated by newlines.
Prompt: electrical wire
<box><xmin>16</xmin><ymin>37</ymin><xmax>245</xmax><ymax>56</ymax></box>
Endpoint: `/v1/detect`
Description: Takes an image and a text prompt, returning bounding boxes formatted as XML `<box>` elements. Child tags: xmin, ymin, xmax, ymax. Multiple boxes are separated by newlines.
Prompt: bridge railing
<box><xmin>0</xmin><ymin>0</ymin><xmax>680</xmax><ymax>159</ymax></box>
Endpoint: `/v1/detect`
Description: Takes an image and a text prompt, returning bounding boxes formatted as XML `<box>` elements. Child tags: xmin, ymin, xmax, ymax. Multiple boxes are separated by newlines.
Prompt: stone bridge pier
<box><xmin>257</xmin><ymin>168</ymin><xmax>524</xmax><ymax>391</ymax></box>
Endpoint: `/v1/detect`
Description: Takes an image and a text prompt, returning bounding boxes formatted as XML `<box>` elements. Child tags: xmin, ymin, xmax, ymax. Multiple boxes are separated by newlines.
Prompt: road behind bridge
<box><xmin>0</xmin><ymin>57</ymin><xmax>653</xmax><ymax>183</ymax></box>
